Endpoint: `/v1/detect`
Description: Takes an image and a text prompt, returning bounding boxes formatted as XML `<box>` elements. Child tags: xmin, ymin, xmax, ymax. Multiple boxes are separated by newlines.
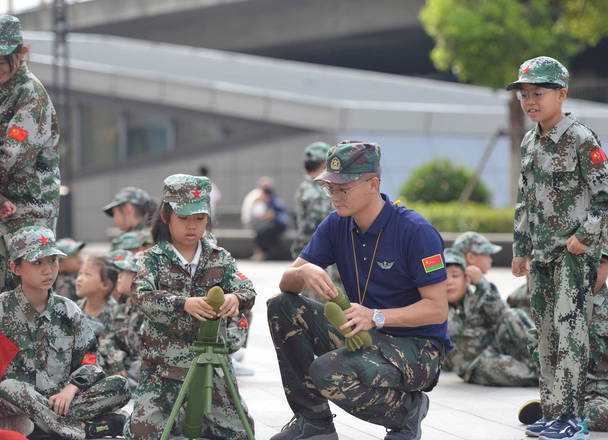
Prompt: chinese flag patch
<box><xmin>238</xmin><ymin>316</ymin><xmax>249</xmax><ymax>328</ymax></box>
<box><xmin>590</xmin><ymin>149</ymin><xmax>607</xmax><ymax>164</ymax></box>
<box><xmin>236</xmin><ymin>272</ymin><xmax>248</xmax><ymax>280</ymax></box>
<box><xmin>8</xmin><ymin>126</ymin><xmax>28</xmax><ymax>142</ymax></box>
<box><xmin>81</xmin><ymin>353</ymin><xmax>97</xmax><ymax>365</ymax></box>
<box><xmin>0</xmin><ymin>332</ymin><xmax>19</xmax><ymax>379</ymax></box>
<box><xmin>422</xmin><ymin>254</ymin><xmax>445</xmax><ymax>274</ymax></box>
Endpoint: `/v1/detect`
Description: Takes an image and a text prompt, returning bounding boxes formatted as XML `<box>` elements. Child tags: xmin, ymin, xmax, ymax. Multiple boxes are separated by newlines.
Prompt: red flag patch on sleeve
<box><xmin>8</xmin><ymin>126</ymin><xmax>28</xmax><ymax>142</ymax></box>
<box><xmin>421</xmin><ymin>254</ymin><xmax>445</xmax><ymax>274</ymax></box>
<box><xmin>0</xmin><ymin>332</ymin><xmax>19</xmax><ymax>379</ymax></box>
<box><xmin>81</xmin><ymin>353</ymin><xmax>97</xmax><ymax>365</ymax></box>
<box><xmin>238</xmin><ymin>316</ymin><xmax>249</xmax><ymax>328</ymax></box>
<box><xmin>236</xmin><ymin>272</ymin><xmax>248</xmax><ymax>280</ymax></box>
<box><xmin>590</xmin><ymin>149</ymin><xmax>607</xmax><ymax>164</ymax></box>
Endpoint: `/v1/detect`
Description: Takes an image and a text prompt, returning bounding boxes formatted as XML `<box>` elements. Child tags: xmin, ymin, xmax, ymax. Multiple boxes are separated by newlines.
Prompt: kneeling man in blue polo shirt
<box><xmin>267</xmin><ymin>140</ymin><xmax>451</xmax><ymax>440</ymax></box>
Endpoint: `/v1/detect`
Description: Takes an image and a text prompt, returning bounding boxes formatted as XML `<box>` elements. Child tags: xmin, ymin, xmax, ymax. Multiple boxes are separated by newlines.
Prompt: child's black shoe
<box><xmin>84</xmin><ymin>413</ymin><xmax>126</xmax><ymax>439</ymax></box>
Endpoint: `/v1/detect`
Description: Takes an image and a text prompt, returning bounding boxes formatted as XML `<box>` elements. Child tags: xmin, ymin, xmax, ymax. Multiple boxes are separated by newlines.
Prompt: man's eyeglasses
<box><xmin>321</xmin><ymin>177</ymin><xmax>374</xmax><ymax>199</ymax></box>
<box><xmin>516</xmin><ymin>88</ymin><xmax>556</xmax><ymax>102</ymax></box>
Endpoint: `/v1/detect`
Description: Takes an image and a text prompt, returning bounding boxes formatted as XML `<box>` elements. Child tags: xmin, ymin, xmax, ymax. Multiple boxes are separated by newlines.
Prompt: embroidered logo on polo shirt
<box><xmin>376</xmin><ymin>260</ymin><xmax>394</xmax><ymax>270</ymax></box>
<box><xmin>421</xmin><ymin>254</ymin><xmax>444</xmax><ymax>273</ymax></box>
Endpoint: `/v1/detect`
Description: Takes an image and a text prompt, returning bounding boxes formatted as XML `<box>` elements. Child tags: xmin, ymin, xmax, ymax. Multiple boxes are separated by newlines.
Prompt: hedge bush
<box><xmin>406</xmin><ymin>201</ymin><xmax>514</xmax><ymax>233</ymax></box>
<box><xmin>400</xmin><ymin>159</ymin><xmax>491</xmax><ymax>204</ymax></box>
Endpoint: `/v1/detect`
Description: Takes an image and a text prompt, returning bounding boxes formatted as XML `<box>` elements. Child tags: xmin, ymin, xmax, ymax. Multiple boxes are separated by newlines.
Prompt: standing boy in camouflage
<box><xmin>268</xmin><ymin>141</ymin><xmax>450</xmax><ymax>440</ymax></box>
<box><xmin>0</xmin><ymin>15</ymin><xmax>61</xmax><ymax>292</ymax></box>
<box><xmin>509</xmin><ymin>56</ymin><xmax>608</xmax><ymax>439</ymax></box>
<box><xmin>0</xmin><ymin>226</ymin><xmax>129</xmax><ymax>439</ymax></box>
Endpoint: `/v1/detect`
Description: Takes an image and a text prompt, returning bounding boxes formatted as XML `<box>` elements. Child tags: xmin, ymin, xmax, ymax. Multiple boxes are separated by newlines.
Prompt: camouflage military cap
<box><xmin>6</xmin><ymin>226</ymin><xmax>66</xmax><ymax>262</ymax></box>
<box><xmin>113</xmin><ymin>251</ymin><xmax>143</xmax><ymax>273</ymax></box>
<box><xmin>113</xmin><ymin>231</ymin><xmax>144</xmax><ymax>251</ymax></box>
<box><xmin>55</xmin><ymin>238</ymin><xmax>86</xmax><ymax>256</ymax></box>
<box><xmin>506</xmin><ymin>56</ymin><xmax>569</xmax><ymax>90</ymax></box>
<box><xmin>107</xmin><ymin>249</ymin><xmax>131</xmax><ymax>267</ymax></box>
<box><xmin>444</xmin><ymin>247</ymin><xmax>466</xmax><ymax>268</ymax></box>
<box><xmin>0</xmin><ymin>15</ymin><xmax>22</xmax><ymax>56</ymax></box>
<box><xmin>304</xmin><ymin>141</ymin><xmax>330</xmax><ymax>162</ymax></box>
<box><xmin>453</xmin><ymin>231</ymin><xmax>502</xmax><ymax>255</ymax></box>
<box><xmin>163</xmin><ymin>174</ymin><xmax>211</xmax><ymax>216</ymax></box>
<box><xmin>103</xmin><ymin>186</ymin><xmax>151</xmax><ymax>217</ymax></box>
<box><xmin>315</xmin><ymin>140</ymin><xmax>381</xmax><ymax>184</ymax></box>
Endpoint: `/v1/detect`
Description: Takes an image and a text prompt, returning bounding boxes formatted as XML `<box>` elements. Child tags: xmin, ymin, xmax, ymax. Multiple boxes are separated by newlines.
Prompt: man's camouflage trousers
<box><xmin>530</xmin><ymin>250</ymin><xmax>598</xmax><ymax>419</ymax></box>
<box><xmin>124</xmin><ymin>367</ymin><xmax>253</xmax><ymax>440</ymax></box>
<box><xmin>267</xmin><ymin>293</ymin><xmax>445</xmax><ymax>430</ymax></box>
<box><xmin>467</xmin><ymin>308</ymin><xmax>539</xmax><ymax>386</ymax></box>
<box><xmin>0</xmin><ymin>375</ymin><xmax>130</xmax><ymax>440</ymax></box>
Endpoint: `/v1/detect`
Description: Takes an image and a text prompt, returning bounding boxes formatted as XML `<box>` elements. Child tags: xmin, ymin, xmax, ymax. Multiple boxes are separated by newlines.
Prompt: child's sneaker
<box><xmin>526</xmin><ymin>418</ymin><xmax>555</xmax><ymax>437</ymax></box>
<box><xmin>519</xmin><ymin>399</ymin><xmax>542</xmax><ymax>425</ymax></box>
<box><xmin>83</xmin><ymin>413</ymin><xmax>126</xmax><ymax>439</ymax></box>
<box><xmin>539</xmin><ymin>417</ymin><xmax>589</xmax><ymax>440</ymax></box>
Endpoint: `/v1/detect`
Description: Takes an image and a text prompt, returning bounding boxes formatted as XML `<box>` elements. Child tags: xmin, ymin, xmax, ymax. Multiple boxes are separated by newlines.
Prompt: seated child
<box><xmin>125</xmin><ymin>174</ymin><xmax>255</xmax><ymax>440</ymax></box>
<box><xmin>443</xmin><ymin>247</ymin><xmax>538</xmax><ymax>386</ymax></box>
<box><xmin>99</xmin><ymin>252</ymin><xmax>145</xmax><ymax>390</ymax></box>
<box><xmin>54</xmin><ymin>238</ymin><xmax>86</xmax><ymax>301</ymax></box>
<box><xmin>0</xmin><ymin>226</ymin><xmax>130</xmax><ymax>439</ymax></box>
<box><xmin>452</xmin><ymin>231</ymin><xmax>502</xmax><ymax>279</ymax></box>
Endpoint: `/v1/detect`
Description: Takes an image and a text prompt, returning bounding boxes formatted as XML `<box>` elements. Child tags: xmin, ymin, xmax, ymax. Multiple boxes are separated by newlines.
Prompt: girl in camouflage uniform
<box><xmin>125</xmin><ymin>174</ymin><xmax>256</xmax><ymax>440</ymax></box>
<box><xmin>0</xmin><ymin>226</ymin><xmax>129</xmax><ymax>439</ymax></box>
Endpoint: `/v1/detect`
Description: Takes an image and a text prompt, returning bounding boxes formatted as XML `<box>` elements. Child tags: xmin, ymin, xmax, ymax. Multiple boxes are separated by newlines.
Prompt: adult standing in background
<box><xmin>0</xmin><ymin>15</ymin><xmax>60</xmax><ymax>291</ymax></box>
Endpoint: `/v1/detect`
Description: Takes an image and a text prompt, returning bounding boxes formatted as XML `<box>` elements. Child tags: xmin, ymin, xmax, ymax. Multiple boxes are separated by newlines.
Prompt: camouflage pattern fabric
<box><xmin>0</xmin><ymin>61</ymin><xmax>61</xmax><ymax>237</ymax></box>
<box><xmin>452</xmin><ymin>231</ymin><xmax>502</xmax><ymax>255</ymax></box>
<box><xmin>98</xmin><ymin>296</ymin><xmax>144</xmax><ymax>390</ymax></box>
<box><xmin>513</xmin><ymin>113</ymin><xmax>608</xmax><ymax>262</ymax></box>
<box><xmin>162</xmin><ymin>174</ymin><xmax>212</xmax><ymax>216</ymax></box>
<box><xmin>530</xmin><ymin>251</ymin><xmax>598</xmax><ymax>419</ymax></box>
<box><xmin>77</xmin><ymin>296</ymin><xmax>116</xmax><ymax>339</ymax></box>
<box><xmin>267</xmin><ymin>293</ymin><xmax>443</xmax><ymax>429</ymax></box>
<box><xmin>585</xmin><ymin>286</ymin><xmax>608</xmax><ymax>431</ymax></box>
<box><xmin>125</xmin><ymin>236</ymin><xmax>255</xmax><ymax>438</ymax></box>
<box><xmin>55</xmin><ymin>238</ymin><xmax>85</xmax><ymax>256</ymax></box>
<box><xmin>506</xmin><ymin>281</ymin><xmax>533</xmax><ymax>316</ymax></box>
<box><xmin>291</xmin><ymin>175</ymin><xmax>333</xmax><ymax>258</ymax></box>
<box><xmin>0</xmin><ymin>286</ymin><xmax>129</xmax><ymax>439</ymax></box>
<box><xmin>0</xmin><ymin>376</ymin><xmax>129</xmax><ymax>440</ymax></box>
<box><xmin>103</xmin><ymin>186</ymin><xmax>151</xmax><ymax>217</ymax></box>
<box><xmin>315</xmin><ymin>140</ymin><xmax>381</xmax><ymax>185</ymax></box>
<box><xmin>110</xmin><ymin>223</ymin><xmax>148</xmax><ymax>252</ymax></box>
<box><xmin>112</xmin><ymin>230</ymin><xmax>146</xmax><ymax>252</ymax></box>
<box><xmin>506</xmin><ymin>56</ymin><xmax>569</xmax><ymax>90</ymax></box>
<box><xmin>0</xmin><ymin>15</ymin><xmax>23</xmax><ymax>56</ymax></box>
<box><xmin>444</xmin><ymin>278</ymin><xmax>537</xmax><ymax>386</ymax></box>
<box><xmin>54</xmin><ymin>272</ymin><xmax>78</xmax><ymax>301</ymax></box>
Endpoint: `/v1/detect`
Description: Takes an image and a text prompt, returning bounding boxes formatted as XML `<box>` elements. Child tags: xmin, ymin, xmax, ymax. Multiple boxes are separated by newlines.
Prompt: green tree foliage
<box><xmin>400</xmin><ymin>159</ymin><xmax>491</xmax><ymax>204</ymax></box>
<box><xmin>419</xmin><ymin>0</ymin><xmax>608</xmax><ymax>90</ymax></box>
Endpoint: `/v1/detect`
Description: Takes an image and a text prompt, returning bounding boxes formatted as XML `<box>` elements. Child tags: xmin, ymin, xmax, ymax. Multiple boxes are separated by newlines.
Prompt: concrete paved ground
<box><xmin>233</xmin><ymin>260</ymin><xmax>608</xmax><ymax>440</ymax></box>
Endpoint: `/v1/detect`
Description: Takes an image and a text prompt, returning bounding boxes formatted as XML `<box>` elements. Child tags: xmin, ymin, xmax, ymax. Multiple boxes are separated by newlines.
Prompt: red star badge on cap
<box><xmin>38</xmin><ymin>236</ymin><xmax>49</xmax><ymax>245</ymax></box>
<box><xmin>191</xmin><ymin>189</ymin><xmax>202</xmax><ymax>199</ymax></box>
<box><xmin>522</xmin><ymin>66</ymin><xmax>531</xmax><ymax>74</ymax></box>
<box><xmin>116</xmin><ymin>255</ymin><xmax>125</xmax><ymax>261</ymax></box>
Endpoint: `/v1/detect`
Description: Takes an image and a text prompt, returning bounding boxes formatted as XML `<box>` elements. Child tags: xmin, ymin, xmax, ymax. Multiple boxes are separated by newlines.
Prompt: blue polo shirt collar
<box><xmin>349</xmin><ymin>194</ymin><xmax>392</xmax><ymax>235</ymax></box>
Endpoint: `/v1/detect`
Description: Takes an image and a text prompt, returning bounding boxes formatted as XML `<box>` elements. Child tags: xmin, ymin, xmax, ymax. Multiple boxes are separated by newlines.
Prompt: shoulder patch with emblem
<box><xmin>235</xmin><ymin>272</ymin><xmax>248</xmax><ymax>280</ymax></box>
<box><xmin>8</xmin><ymin>126</ymin><xmax>28</xmax><ymax>142</ymax></box>
<box><xmin>590</xmin><ymin>149</ymin><xmax>607</xmax><ymax>164</ymax></box>
<box><xmin>422</xmin><ymin>254</ymin><xmax>444</xmax><ymax>273</ymax></box>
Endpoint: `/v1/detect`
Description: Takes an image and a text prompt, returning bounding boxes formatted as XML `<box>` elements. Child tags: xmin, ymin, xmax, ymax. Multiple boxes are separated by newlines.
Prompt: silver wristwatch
<box><xmin>372</xmin><ymin>308</ymin><xmax>385</xmax><ymax>329</ymax></box>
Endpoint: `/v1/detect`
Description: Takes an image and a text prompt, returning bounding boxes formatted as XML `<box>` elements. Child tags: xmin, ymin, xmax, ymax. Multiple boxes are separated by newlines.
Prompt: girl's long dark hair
<box><xmin>151</xmin><ymin>202</ymin><xmax>174</xmax><ymax>244</ymax></box>
<box><xmin>5</xmin><ymin>45</ymin><xmax>22</xmax><ymax>73</ymax></box>
<box><xmin>89</xmin><ymin>256</ymin><xmax>118</xmax><ymax>299</ymax></box>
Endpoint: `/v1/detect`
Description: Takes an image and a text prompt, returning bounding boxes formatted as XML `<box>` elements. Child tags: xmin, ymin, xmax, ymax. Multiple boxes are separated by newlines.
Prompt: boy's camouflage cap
<box><xmin>112</xmin><ymin>251</ymin><xmax>143</xmax><ymax>273</ymax></box>
<box><xmin>506</xmin><ymin>56</ymin><xmax>569</xmax><ymax>90</ymax></box>
<box><xmin>163</xmin><ymin>174</ymin><xmax>211</xmax><ymax>216</ymax></box>
<box><xmin>453</xmin><ymin>231</ymin><xmax>502</xmax><ymax>255</ymax></box>
<box><xmin>6</xmin><ymin>226</ymin><xmax>66</xmax><ymax>262</ymax></box>
<box><xmin>444</xmin><ymin>247</ymin><xmax>466</xmax><ymax>267</ymax></box>
<box><xmin>103</xmin><ymin>186</ymin><xmax>151</xmax><ymax>217</ymax></box>
<box><xmin>55</xmin><ymin>238</ymin><xmax>86</xmax><ymax>256</ymax></box>
<box><xmin>315</xmin><ymin>140</ymin><xmax>381</xmax><ymax>184</ymax></box>
<box><xmin>113</xmin><ymin>231</ymin><xmax>144</xmax><ymax>251</ymax></box>
<box><xmin>0</xmin><ymin>15</ymin><xmax>22</xmax><ymax>56</ymax></box>
<box><xmin>304</xmin><ymin>141</ymin><xmax>330</xmax><ymax>162</ymax></box>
